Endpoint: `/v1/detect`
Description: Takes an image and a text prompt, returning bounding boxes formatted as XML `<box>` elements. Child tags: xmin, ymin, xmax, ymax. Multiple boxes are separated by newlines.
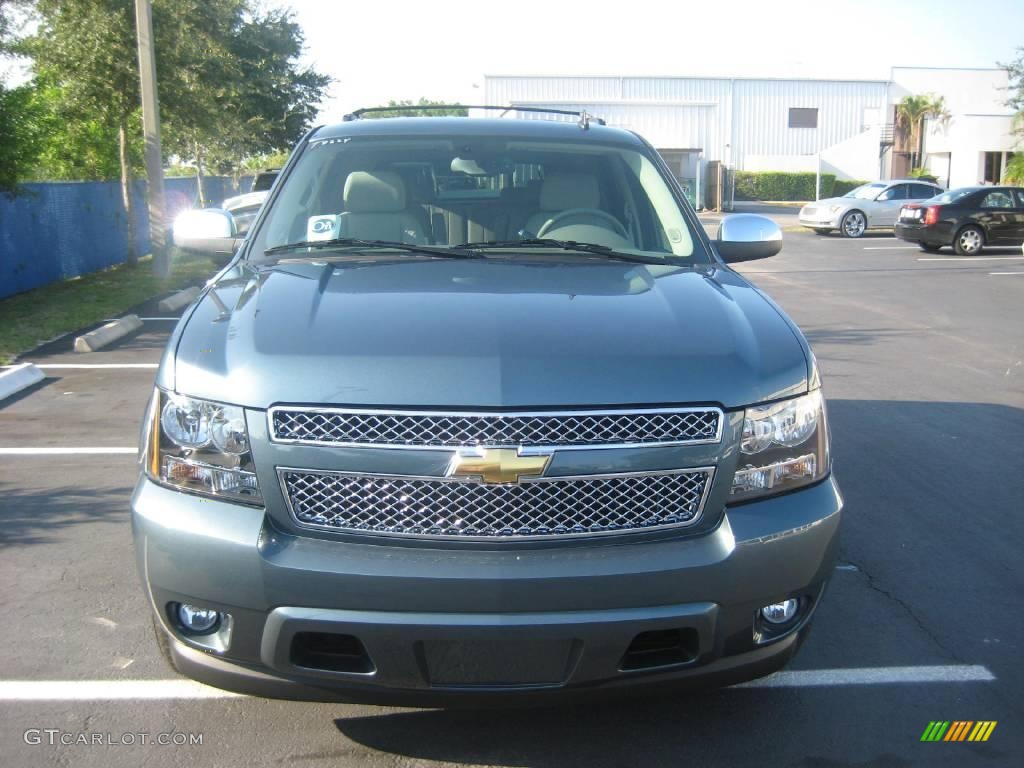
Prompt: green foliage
<box><xmin>734</xmin><ymin>171</ymin><xmax>837</xmax><ymax>201</ymax></box>
<box><xmin>832</xmin><ymin>178</ymin><xmax>870</xmax><ymax>197</ymax></box>
<box><xmin>895</xmin><ymin>93</ymin><xmax>949</xmax><ymax>169</ymax></box>
<box><xmin>23</xmin><ymin>79</ymin><xmax>133</xmax><ymax>181</ymax></box>
<box><xmin>1000</xmin><ymin>47</ymin><xmax>1024</xmax><ymax>117</ymax></box>
<box><xmin>238</xmin><ymin>150</ymin><xmax>290</xmax><ymax>174</ymax></box>
<box><xmin>13</xmin><ymin>0</ymin><xmax>329</xmax><ymax>183</ymax></box>
<box><xmin>909</xmin><ymin>167</ymin><xmax>938</xmax><ymax>182</ymax></box>
<box><xmin>364</xmin><ymin>98</ymin><xmax>468</xmax><ymax>118</ymax></box>
<box><xmin>0</xmin><ymin>0</ymin><xmax>31</xmax><ymax>54</ymax></box>
<box><xmin>164</xmin><ymin>164</ymin><xmax>199</xmax><ymax>177</ymax></box>
<box><xmin>1005</xmin><ymin>153</ymin><xmax>1024</xmax><ymax>184</ymax></box>
<box><xmin>161</xmin><ymin>3</ymin><xmax>330</xmax><ymax>176</ymax></box>
<box><xmin>1001</xmin><ymin>47</ymin><xmax>1024</xmax><ymax>147</ymax></box>
<box><xmin>0</xmin><ymin>83</ymin><xmax>45</xmax><ymax>194</ymax></box>
<box><xmin>0</xmin><ymin>253</ymin><xmax>218</xmax><ymax>364</ymax></box>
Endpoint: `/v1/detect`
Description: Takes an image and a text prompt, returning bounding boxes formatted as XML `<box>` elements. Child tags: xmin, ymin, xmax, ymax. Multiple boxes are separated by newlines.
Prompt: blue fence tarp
<box><xmin>0</xmin><ymin>175</ymin><xmax>252</xmax><ymax>300</ymax></box>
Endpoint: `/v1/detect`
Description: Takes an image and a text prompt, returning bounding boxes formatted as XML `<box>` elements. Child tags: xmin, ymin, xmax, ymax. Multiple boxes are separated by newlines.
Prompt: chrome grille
<box><xmin>280</xmin><ymin>468</ymin><xmax>713</xmax><ymax>540</ymax></box>
<box><xmin>270</xmin><ymin>407</ymin><xmax>722</xmax><ymax>449</ymax></box>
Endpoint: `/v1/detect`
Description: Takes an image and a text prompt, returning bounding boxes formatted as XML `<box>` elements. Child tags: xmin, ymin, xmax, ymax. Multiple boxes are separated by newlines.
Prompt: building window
<box><xmin>983</xmin><ymin>152</ymin><xmax>1003</xmax><ymax>184</ymax></box>
<box><xmin>788</xmin><ymin>108</ymin><xmax>818</xmax><ymax>129</ymax></box>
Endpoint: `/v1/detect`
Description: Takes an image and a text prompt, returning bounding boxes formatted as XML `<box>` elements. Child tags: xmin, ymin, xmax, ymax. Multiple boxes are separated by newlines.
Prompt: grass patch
<box><xmin>0</xmin><ymin>254</ymin><xmax>219</xmax><ymax>363</ymax></box>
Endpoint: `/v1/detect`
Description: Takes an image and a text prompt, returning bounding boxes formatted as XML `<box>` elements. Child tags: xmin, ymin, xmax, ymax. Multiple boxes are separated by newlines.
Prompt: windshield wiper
<box><xmin>458</xmin><ymin>238</ymin><xmax>671</xmax><ymax>265</ymax></box>
<box><xmin>263</xmin><ymin>238</ymin><xmax>480</xmax><ymax>259</ymax></box>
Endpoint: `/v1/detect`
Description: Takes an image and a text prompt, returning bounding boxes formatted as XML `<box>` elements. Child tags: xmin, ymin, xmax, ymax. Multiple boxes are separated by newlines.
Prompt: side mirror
<box><xmin>172</xmin><ymin>208</ymin><xmax>241</xmax><ymax>257</ymax></box>
<box><xmin>716</xmin><ymin>214</ymin><xmax>783</xmax><ymax>262</ymax></box>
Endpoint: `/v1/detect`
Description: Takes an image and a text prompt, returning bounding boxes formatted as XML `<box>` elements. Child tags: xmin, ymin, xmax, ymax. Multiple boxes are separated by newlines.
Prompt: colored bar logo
<box><xmin>921</xmin><ymin>721</ymin><xmax>997</xmax><ymax>742</ymax></box>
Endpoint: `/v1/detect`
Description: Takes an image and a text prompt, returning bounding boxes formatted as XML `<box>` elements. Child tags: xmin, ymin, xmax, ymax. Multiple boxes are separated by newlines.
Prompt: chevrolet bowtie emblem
<box><xmin>447</xmin><ymin>448</ymin><xmax>552</xmax><ymax>484</ymax></box>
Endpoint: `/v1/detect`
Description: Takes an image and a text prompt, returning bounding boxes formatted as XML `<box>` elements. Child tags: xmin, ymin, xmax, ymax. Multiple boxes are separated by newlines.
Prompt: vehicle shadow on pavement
<box><xmin>331</xmin><ymin>685</ymin><xmax>1007</xmax><ymax>767</ymax></box>
<box><xmin>332</xmin><ymin>399</ymin><xmax>1022</xmax><ymax>767</ymax></box>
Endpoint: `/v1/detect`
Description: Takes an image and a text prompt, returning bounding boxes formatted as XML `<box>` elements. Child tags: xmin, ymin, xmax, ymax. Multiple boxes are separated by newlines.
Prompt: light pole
<box><xmin>134</xmin><ymin>0</ymin><xmax>168</xmax><ymax>277</ymax></box>
<box><xmin>814</xmin><ymin>118</ymin><xmax>821</xmax><ymax>201</ymax></box>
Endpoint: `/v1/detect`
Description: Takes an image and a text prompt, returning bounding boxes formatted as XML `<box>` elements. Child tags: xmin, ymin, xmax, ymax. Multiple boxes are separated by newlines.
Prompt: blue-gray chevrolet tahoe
<box><xmin>135</xmin><ymin>108</ymin><xmax>842</xmax><ymax>704</ymax></box>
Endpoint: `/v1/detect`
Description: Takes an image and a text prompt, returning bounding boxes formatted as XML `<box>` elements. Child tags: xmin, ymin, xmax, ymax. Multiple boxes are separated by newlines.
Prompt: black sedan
<box><xmin>894</xmin><ymin>186</ymin><xmax>1024</xmax><ymax>255</ymax></box>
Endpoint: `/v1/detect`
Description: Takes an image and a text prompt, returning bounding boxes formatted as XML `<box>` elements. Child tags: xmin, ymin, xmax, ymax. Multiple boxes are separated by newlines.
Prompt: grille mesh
<box><xmin>281</xmin><ymin>469</ymin><xmax>711</xmax><ymax>539</ymax></box>
<box><xmin>271</xmin><ymin>408</ymin><xmax>721</xmax><ymax>448</ymax></box>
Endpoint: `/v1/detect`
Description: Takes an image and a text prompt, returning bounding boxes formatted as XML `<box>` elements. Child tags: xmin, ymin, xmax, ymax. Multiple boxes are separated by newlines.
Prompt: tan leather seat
<box><xmin>339</xmin><ymin>171</ymin><xmax>428</xmax><ymax>243</ymax></box>
<box><xmin>524</xmin><ymin>172</ymin><xmax>601</xmax><ymax>236</ymax></box>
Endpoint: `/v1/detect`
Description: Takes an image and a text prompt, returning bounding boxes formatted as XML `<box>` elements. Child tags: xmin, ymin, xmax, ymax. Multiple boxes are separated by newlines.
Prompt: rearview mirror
<box><xmin>172</xmin><ymin>208</ymin><xmax>241</xmax><ymax>257</ymax></box>
<box><xmin>716</xmin><ymin>214</ymin><xmax>783</xmax><ymax>262</ymax></box>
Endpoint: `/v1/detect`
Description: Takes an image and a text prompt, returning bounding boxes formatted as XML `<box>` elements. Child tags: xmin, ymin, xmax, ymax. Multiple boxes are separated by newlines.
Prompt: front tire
<box><xmin>840</xmin><ymin>211</ymin><xmax>866</xmax><ymax>238</ymax></box>
<box><xmin>919</xmin><ymin>243</ymin><xmax>941</xmax><ymax>253</ymax></box>
<box><xmin>954</xmin><ymin>226</ymin><xmax>984</xmax><ymax>256</ymax></box>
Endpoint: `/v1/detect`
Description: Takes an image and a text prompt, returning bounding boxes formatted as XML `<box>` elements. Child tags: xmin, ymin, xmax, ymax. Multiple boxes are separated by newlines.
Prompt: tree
<box><xmin>23</xmin><ymin>0</ymin><xmax>148</xmax><ymax>261</ymax></box>
<box><xmin>1001</xmin><ymin>47</ymin><xmax>1024</xmax><ymax>122</ymax></box>
<box><xmin>999</xmin><ymin>47</ymin><xmax>1023</xmax><ymax>183</ymax></box>
<box><xmin>19</xmin><ymin>0</ymin><xmax>328</xmax><ymax>246</ymax></box>
<box><xmin>161</xmin><ymin>4</ymin><xmax>328</xmax><ymax>200</ymax></box>
<box><xmin>0</xmin><ymin>0</ymin><xmax>41</xmax><ymax>195</ymax></box>
<box><xmin>895</xmin><ymin>93</ymin><xmax>950</xmax><ymax>172</ymax></box>
<box><xmin>364</xmin><ymin>98</ymin><xmax>468</xmax><ymax>118</ymax></box>
<box><xmin>1005</xmin><ymin>153</ymin><xmax>1024</xmax><ymax>184</ymax></box>
<box><xmin>0</xmin><ymin>83</ymin><xmax>45</xmax><ymax>195</ymax></box>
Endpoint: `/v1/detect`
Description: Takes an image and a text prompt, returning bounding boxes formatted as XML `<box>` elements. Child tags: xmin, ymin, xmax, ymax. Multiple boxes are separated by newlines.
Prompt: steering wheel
<box><xmin>536</xmin><ymin>208</ymin><xmax>629</xmax><ymax>239</ymax></box>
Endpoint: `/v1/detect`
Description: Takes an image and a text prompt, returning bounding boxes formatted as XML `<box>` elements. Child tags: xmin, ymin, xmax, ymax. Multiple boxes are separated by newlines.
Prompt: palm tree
<box><xmin>896</xmin><ymin>94</ymin><xmax>951</xmax><ymax>172</ymax></box>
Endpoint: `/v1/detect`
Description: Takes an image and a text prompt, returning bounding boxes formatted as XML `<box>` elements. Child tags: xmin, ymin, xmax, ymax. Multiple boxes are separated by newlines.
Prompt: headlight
<box><xmin>731</xmin><ymin>390</ymin><xmax>830</xmax><ymax>502</ymax></box>
<box><xmin>143</xmin><ymin>389</ymin><xmax>262</xmax><ymax>504</ymax></box>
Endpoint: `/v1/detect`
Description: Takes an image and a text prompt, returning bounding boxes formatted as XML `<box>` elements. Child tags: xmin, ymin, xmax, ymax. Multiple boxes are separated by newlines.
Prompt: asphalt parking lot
<box><xmin>1</xmin><ymin>227</ymin><xmax>1022</xmax><ymax>767</ymax></box>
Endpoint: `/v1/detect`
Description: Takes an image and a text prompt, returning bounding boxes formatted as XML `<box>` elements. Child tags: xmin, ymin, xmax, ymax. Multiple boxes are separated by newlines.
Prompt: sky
<box><xmin>288</xmin><ymin>0</ymin><xmax>1024</xmax><ymax>120</ymax></box>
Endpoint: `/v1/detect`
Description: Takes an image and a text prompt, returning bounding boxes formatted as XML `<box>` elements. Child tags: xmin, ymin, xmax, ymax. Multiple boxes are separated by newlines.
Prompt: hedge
<box><xmin>733</xmin><ymin>171</ymin><xmax>870</xmax><ymax>201</ymax></box>
<box><xmin>832</xmin><ymin>178</ymin><xmax>870</xmax><ymax>197</ymax></box>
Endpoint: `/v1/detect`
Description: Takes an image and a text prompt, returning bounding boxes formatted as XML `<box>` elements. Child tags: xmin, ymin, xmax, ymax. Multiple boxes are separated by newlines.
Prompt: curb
<box><xmin>157</xmin><ymin>286</ymin><xmax>201</xmax><ymax>313</ymax></box>
<box><xmin>74</xmin><ymin>315</ymin><xmax>144</xmax><ymax>353</ymax></box>
<box><xmin>0</xmin><ymin>363</ymin><xmax>45</xmax><ymax>402</ymax></box>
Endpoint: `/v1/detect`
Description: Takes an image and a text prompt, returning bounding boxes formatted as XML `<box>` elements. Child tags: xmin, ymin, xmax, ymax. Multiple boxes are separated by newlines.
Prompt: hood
<box><xmin>169</xmin><ymin>258</ymin><xmax>809</xmax><ymax>409</ymax></box>
<box><xmin>807</xmin><ymin>197</ymin><xmax>847</xmax><ymax>208</ymax></box>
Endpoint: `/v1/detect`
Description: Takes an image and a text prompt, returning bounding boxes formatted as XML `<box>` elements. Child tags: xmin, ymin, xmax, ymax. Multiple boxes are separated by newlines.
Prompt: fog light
<box><xmin>761</xmin><ymin>599</ymin><xmax>799</xmax><ymax>625</ymax></box>
<box><xmin>177</xmin><ymin>603</ymin><xmax>220</xmax><ymax>634</ymax></box>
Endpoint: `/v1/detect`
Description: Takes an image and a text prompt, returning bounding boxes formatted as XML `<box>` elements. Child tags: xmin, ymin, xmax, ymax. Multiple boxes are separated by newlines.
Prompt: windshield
<box><xmin>249</xmin><ymin>133</ymin><xmax>706</xmax><ymax>263</ymax></box>
<box><xmin>843</xmin><ymin>183</ymin><xmax>887</xmax><ymax>200</ymax></box>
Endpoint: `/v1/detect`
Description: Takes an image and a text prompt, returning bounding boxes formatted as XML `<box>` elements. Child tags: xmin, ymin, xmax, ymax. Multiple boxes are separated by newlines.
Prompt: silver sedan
<box><xmin>799</xmin><ymin>180</ymin><xmax>943</xmax><ymax>237</ymax></box>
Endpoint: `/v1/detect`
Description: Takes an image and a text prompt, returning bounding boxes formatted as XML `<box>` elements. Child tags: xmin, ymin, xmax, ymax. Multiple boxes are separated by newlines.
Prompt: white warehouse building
<box><xmin>482</xmin><ymin>67</ymin><xmax>1017</xmax><ymax>208</ymax></box>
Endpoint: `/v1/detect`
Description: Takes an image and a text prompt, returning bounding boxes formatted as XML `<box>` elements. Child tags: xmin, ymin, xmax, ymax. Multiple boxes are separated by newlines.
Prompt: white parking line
<box><xmin>863</xmin><ymin>246</ymin><xmax>918</xmax><ymax>250</ymax></box>
<box><xmin>0</xmin><ymin>680</ymin><xmax>242</xmax><ymax>701</ymax></box>
<box><xmin>0</xmin><ymin>447</ymin><xmax>135</xmax><ymax>455</ymax></box>
<box><xmin>989</xmin><ymin>271</ymin><xmax>1024</xmax><ymax>276</ymax></box>
<box><xmin>736</xmin><ymin>665</ymin><xmax>995</xmax><ymax>688</ymax></box>
<box><xmin>0</xmin><ymin>665</ymin><xmax>994</xmax><ymax>700</ymax></box>
<box><xmin>1</xmin><ymin>364</ymin><xmax>158</xmax><ymax>370</ymax></box>
<box><xmin>102</xmin><ymin>317</ymin><xmax>178</xmax><ymax>322</ymax></box>
<box><xmin>918</xmin><ymin>256</ymin><xmax>1024</xmax><ymax>262</ymax></box>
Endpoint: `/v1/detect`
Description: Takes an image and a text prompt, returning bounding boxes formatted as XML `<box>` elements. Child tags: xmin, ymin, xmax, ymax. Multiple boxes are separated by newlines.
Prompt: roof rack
<box><xmin>342</xmin><ymin>105</ymin><xmax>606</xmax><ymax>130</ymax></box>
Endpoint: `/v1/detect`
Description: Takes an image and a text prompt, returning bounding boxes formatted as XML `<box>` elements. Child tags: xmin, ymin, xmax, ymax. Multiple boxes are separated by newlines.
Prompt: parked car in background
<box><xmin>895</xmin><ymin>186</ymin><xmax>1024</xmax><ymax>255</ymax></box>
<box><xmin>220</xmin><ymin>169</ymin><xmax>280</xmax><ymax>235</ymax></box>
<box><xmin>799</xmin><ymin>180</ymin><xmax>943</xmax><ymax>238</ymax></box>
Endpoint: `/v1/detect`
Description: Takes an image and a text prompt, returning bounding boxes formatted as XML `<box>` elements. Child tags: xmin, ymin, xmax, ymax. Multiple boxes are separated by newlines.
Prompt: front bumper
<box><xmin>798</xmin><ymin>209</ymin><xmax>840</xmax><ymax>230</ymax></box>
<box><xmin>132</xmin><ymin>475</ymin><xmax>842</xmax><ymax>704</ymax></box>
